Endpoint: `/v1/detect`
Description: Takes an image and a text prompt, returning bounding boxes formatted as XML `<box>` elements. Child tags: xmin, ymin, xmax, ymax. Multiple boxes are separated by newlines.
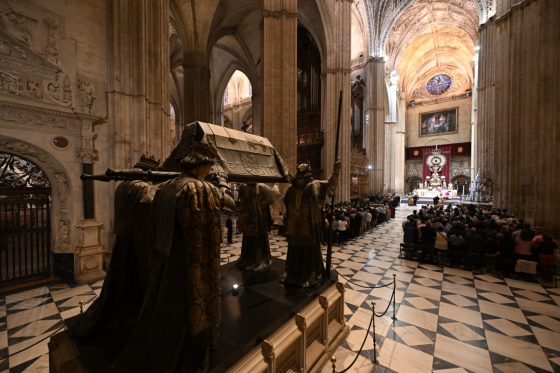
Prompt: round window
<box><xmin>426</xmin><ymin>74</ymin><xmax>452</xmax><ymax>95</ymax></box>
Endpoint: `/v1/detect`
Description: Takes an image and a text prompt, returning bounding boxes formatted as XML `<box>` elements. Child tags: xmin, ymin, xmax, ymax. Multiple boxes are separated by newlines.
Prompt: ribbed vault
<box><xmin>384</xmin><ymin>0</ymin><xmax>480</xmax><ymax>101</ymax></box>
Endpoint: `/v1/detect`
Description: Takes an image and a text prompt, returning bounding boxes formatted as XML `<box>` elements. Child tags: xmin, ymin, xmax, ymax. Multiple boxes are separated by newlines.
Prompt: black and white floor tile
<box><xmin>1</xmin><ymin>206</ymin><xmax>560</xmax><ymax>372</ymax></box>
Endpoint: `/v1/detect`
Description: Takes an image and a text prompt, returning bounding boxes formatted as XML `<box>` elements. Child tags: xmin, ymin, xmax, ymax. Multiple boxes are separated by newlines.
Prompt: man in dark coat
<box><xmin>226</xmin><ymin>215</ymin><xmax>233</xmax><ymax>244</ymax></box>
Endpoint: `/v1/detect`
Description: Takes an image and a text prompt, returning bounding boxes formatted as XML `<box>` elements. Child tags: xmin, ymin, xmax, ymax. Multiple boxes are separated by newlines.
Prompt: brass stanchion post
<box><xmin>392</xmin><ymin>273</ymin><xmax>397</xmax><ymax>321</ymax></box>
<box><xmin>372</xmin><ymin>302</ymin><xmax>377</xmax><ymax>364</ymax></box>
<box><xmin>331</xmin><ymin>355</ymin><xmax>337</xmax><ymax>373</ymax></box>
<box><xmin>79</xmin><ymin>300</ymin><xmax>84</xmax><ymax>315</ymax></box>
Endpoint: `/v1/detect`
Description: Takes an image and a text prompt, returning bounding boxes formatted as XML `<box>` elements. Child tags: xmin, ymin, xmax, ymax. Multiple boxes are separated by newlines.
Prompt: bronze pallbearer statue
<box><xmin>236</xmin><ymin>183</ymin><xmax>281</xmax><ymax>271</ymax></box>
<box><xmin>283</xmin><ymin>159</ymin><xmax>341</xmax><ymax>287</ymax></box>
<box><xmin>70</xmin><ymin>154</ymin><xmax>160</xmax><ymax>338</ymax></box>
<box><xmin>113</xmin><ymin>124</ymin><xmax>234</xmax><ymax>372</ymax></box>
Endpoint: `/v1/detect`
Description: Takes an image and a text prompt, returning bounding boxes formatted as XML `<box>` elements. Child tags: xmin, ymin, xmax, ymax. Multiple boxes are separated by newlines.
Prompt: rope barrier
<box><xmin>335</xmin><ymin>271</ymin><xmax>394</xmax><ymax>289</ymax></box>
<box><xmin>331</xmin><ymin>304</ymin><xmax>375</xmax><ymax>373</ymax></box>
<box><xmin>330</xmin><ymin>275</ymin><xmax>398</xmax><ymax>372</ymax></box>
<box><xmin>374</xmin><ymin>289</ymin><xmax>395</xmax><ymax>318</ymax></box>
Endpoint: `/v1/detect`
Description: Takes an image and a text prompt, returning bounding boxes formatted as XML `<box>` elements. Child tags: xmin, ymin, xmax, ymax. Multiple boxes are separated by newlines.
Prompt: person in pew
<box><xmin>420</xmin><ymin>220</ymin><xmax>437</xmax><ymax>261</ymax></box>
<box><xmin>465</xmin><ymin>226</ymin><xmax>483</xmax><ymax>270</ymax></box>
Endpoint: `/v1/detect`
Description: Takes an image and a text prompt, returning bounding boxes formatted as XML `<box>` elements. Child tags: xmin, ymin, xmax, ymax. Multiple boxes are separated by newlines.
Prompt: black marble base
<box><xmin>210</xmin><ymin>258</ymin><xmax>337</xmax><ymax>372</ymax></box>
<box><xmin>53</xmin><ymin>253</ymin><xmax>75</xmax><ymax>284</ymax></box>
<box><xmin>54</xmin><ymin>258</ymin><xmax>336</xmax><ymax>372</ymax></box>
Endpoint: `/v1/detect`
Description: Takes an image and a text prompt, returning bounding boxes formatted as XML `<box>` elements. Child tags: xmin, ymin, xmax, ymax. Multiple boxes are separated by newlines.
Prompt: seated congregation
<box><xmin>322</xmin><ymin>193</ymin><xmax>400</xmax><ymax>244</ymax></box>
<box><xmin>401</xmin><ymin>203</ymin><xmax>559</xmax><ymax>283</ymax></box>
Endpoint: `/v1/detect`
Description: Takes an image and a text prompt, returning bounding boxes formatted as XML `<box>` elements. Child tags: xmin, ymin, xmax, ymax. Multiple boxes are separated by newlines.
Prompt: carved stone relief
<box><xmin>0</xmin><ymin>3</ymin><xmax>76</xmax><ymax>110</ymax></box>
<box><xmin>77</xmin><ymin>79</ymin><xmax>96</xmax><ymax>114</ymax></box>
<box><xmin>0</xmin><ymin>35</ymin><xmax>73</xmax><ymax>108</ymax></box>
<box><xmin>58</xmin><ymin>219</ymin><xmax>71</xmax><ymax>251</ymax></box>
<box><xmin>0</xmin><ymin>6</ymin><xmax>36</xmax><ymax>47</ymax></box>
<box><xmin>0</xmin><ymin>70</ymin><xmax>42</xmax><ymax>99</ymax></box>
<box><xmin>54</xmin><ymin>172</ymin><xmax>69</xmax><ymax>204</ymax></box>
<box><xmin>45</xmin><ymin>72</ymin><xmax>72</xmax><ymax>106</ymax></box>
<box><xmin>450</xmin><ymin>157</ymin><xmax>470</xmax><ymax>178</ymax></box>
<box><xmin>0</xmin><ymin>102</ymin><xmax>76</xmax><ymax>130</ymax></box>
<box><xmin>77</xmin><ymin>121</ymin><xmax>98</xmax><ymax>163</ymax></box>
<box><xmin>43</xmin><ymin>18</ymin><xmax>59</xmax><ymax>65</ymax></box>
<box><xmin>406</xmin><ymin>160</ymin><xmax>423</xmax><ymax>178</ymax></box>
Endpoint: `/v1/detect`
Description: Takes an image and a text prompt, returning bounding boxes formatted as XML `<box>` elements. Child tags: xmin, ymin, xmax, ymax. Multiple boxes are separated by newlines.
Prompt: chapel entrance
<box><xmin>0</xmin><ymin>153</ymin><xmax>52</xmax><ymax>287</ymax></box>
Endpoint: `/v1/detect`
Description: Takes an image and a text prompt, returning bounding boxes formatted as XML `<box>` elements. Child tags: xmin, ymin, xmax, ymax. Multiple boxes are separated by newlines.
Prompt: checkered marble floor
<box><xmin>2</xmin><ymin>206</ymin><xmax>560</xmax><ymax>372</ymax></box>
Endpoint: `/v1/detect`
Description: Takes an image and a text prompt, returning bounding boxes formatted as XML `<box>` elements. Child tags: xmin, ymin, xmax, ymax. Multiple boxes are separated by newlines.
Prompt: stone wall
<box><xmin>405</xmin><ymin>97</ymin><xmax>472</xmax><ymax>148</ymax></box>
<box><xmin>0</xmin><ymin>0</ymin><xmax>110</xmax><ymax>282</ymax></box>
<box><xmin>477</xmin><ymin>0</ymin><xmax>560</xmax><ymax>234</ymax></box>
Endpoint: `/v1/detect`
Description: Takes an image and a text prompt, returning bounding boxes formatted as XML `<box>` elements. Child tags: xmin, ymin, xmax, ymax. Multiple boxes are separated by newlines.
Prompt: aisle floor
<box><xmin>1</xmin><ymin>206</ymin><xmax>560</xmax><ymax>372</ymax></box>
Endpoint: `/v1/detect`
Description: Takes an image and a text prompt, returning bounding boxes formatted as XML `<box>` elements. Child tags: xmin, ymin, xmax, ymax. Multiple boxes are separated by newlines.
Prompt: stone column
<box><xmin>383</xmin><ymin>122</ymin><xmax>395</xmax><ymax>192</ymax></box>
<box><xmin>477</xmin><ymin>0</ymin><xmax>560</xmax><ymax>234</ymax></box>
<box><xmin>471</xmin><ymin>51</ymin><xmax>479</xmax><ymax>181</ymax></box>
<box><xmin>365</xmin><ymin>57</ymin><xmax>386</xmax><ymax>193</ymax></box>
<box><xmin>108</xmin><ymin>0</ymin><xmax>171</xmax><ymax>166</ymax></box>
<box><xmin>251</xmin><ymin>92</ymin><xmax>262</xmax><ymax>135</ymax></box>
<box><xmin>394</xmin><ymin>97</ymin><xmax>407</xmax><ymax>195</ymax></box>
<box><xmin>183</xmin><ymin>51</ymin><xmax>212</xmax><ymax>124</ymax></box>
<box><xmin>322</xmin><ymin>0</ymin><xmax>352</xmax><ymax>201</ymax></box>
<box><xmin>75</xmin><ymin>119</ymin><xmax>106</xmax><ymax>284</ymax></box>
<box><xmin>261</xmin><ymin>0</ymin><xmax>298</xmax><ymax>175</ymax></box>
<box><xmin>384</xmin><ymin>72</ymin><xmax>399</xmax><ymax>193</ymax></box>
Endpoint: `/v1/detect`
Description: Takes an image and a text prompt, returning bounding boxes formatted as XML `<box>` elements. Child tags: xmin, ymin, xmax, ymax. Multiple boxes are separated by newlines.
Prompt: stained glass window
<box><xmin>426</xmin><ymin>74</ymin><xmax>452</xmax><ymax>95</ymax></box>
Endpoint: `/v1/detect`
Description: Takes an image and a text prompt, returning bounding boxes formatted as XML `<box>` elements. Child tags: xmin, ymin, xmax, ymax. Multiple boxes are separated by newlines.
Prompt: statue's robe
<box><xmin>236</xmin><ymin>183</ymin><xmax>281</xmax><ymax>271</ymax></box>
<box><xmin>69</xmin><ymin>180</ymin><xmax>157</xmax><ymax>338</ymax></box>
<box><xmin>283</xmin><ymin>176</ymin><xmax>336</xmax><ymax>288</ymax></box>
<box><xmin>113</xmin><ymin>176</ymin><xmax>223</xmax><ymax>373</ymax></box>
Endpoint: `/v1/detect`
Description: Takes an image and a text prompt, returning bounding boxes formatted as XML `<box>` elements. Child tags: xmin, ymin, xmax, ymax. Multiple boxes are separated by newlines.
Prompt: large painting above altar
<box><xmin>419</xmin><ymin>107</ymin><xmax>458</xmax><ymax>137</ymax></box>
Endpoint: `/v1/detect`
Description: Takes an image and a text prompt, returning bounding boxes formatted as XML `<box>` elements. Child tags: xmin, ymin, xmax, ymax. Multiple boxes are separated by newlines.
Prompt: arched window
<box><xmin>224</xmin><ymin>70</ymin><xmax>252</xmax><ymax>104</ymax></box>
<box><xmin>223</xmin><ymin>86</ymin><xmax>230</xmax><ymax>105</ymax></box>
<box><xmin>169</xmin><ymin>103</ymin><xmax>176</xmax><ymax>120</ymax></box>
<box><xmin>221</xmin><ymin>70</ymin><xmax>253</xmax><ymax>131</ymax></box>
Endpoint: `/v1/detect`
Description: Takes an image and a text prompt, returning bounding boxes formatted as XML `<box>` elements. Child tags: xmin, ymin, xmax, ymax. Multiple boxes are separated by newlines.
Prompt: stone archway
<box><xmin>0</xmin><ymin>153</ymin><xmax>53</xmax><ymax>284</ymax></box>
<box><xmin>452</xmin><ymin>175</ymin><xmax>470</xmax><ymax>195</ymax></box>
<box><xmin>0</xmin><ymin>136</ymin><xmax>75</xmax><ymax>284</ymax></box>
<box><xmin>406</xmin><ymin>176</ymin><xmax>423</xmax><ymax>194</ymax></box>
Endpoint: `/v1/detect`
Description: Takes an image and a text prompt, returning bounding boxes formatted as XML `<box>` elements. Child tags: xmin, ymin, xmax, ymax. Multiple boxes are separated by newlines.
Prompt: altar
<box><xmin>413</xmin><ymin>187</ymin><xmax>458</xmax><ymax>199</ymax></box>
<box><xmin>411</xmin><ymin>146</ymin><xmax>460</xmax><ymax>200</ymax></box>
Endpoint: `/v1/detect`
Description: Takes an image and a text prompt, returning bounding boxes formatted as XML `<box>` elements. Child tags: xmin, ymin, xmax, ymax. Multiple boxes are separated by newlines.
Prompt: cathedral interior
<box><xmin>0</xmin><ymin>0</ymin><xmax>559</xmax><ymax>372</ymax></box>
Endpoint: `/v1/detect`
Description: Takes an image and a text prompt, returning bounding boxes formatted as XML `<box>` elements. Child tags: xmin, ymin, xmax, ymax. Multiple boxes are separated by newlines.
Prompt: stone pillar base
<box><xmin>74</xmin><ymin>220</ymin><xmax>106</xmax><ymax>284</ymax></box>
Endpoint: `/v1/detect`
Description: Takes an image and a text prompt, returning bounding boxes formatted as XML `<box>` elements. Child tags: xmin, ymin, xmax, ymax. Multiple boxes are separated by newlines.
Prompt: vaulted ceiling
<box><xmin>384</xmin><ymin>0</ymin><xmax>480</xmax><ymax>101</ymax></box>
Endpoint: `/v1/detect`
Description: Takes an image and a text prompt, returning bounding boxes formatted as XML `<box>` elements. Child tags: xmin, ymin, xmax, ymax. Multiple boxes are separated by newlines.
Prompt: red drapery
<box><xmin>422</xmin><ymin>145</ymin><xmax>452</xmax><ymax>184</ymax></box>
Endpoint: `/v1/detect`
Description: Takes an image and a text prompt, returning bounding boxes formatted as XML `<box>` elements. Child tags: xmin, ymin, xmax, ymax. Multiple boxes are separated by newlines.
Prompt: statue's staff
<box><xmin>325</xmin><ymin>90</ymin><xmax>343</xmax><ymax>277</ymax></box>
<box><xmin>81</xmin><ymin>169</ymin><xmax>289</xmax><ymax>184</ymax></box>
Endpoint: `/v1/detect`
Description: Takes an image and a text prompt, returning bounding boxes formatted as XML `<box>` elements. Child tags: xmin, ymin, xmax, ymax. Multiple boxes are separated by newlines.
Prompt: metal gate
<box><xmin>0</xmin><ymin>153</ymin><xmax>52</xmax><ymax>284</ymax></box>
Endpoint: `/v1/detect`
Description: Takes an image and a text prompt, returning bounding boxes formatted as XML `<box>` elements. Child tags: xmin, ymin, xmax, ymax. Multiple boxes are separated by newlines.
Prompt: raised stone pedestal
<box><xmin>74</xmin><ymin>220</ymin><xmax>106</xmax><ymax>284</ymax></box>
<box><xmin>49</xmin><ymin>259</ymin><xmax>348</xmax><ymax>372</ymax></box>
<box><xmin>228</xmin><ymin>282</ymin><xmax>348</xmax><ymax>373</ymax></box>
